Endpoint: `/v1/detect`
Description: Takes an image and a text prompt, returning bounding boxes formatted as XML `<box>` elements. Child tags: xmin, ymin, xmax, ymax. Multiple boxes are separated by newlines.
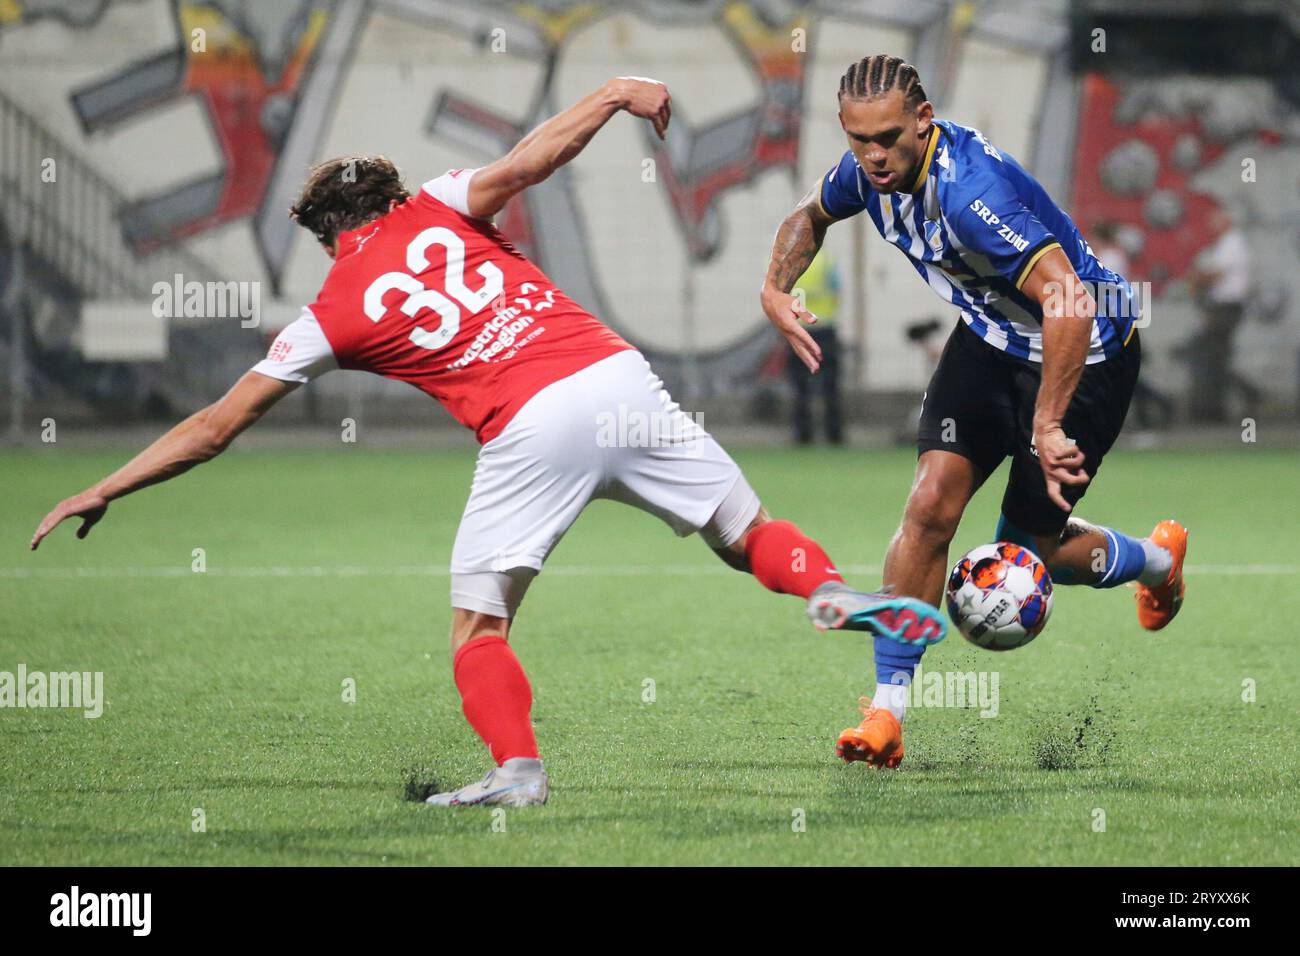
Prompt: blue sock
<box><xmin>874</xmin><ymin>636</ymin><xmax>926</xmax><ymax>686</ymax></box>
<box><xmin>1092</xmin><ymin>527</ymin><xmax>1148</xmax><ymax>588</ymax></box>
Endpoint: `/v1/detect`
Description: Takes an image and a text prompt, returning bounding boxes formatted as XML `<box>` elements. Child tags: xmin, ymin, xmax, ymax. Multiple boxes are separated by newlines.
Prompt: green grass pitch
<box><xmin>2</xmin><ymin>443</ymin><xmax>1297</xmax><ymax>865</ymax></box>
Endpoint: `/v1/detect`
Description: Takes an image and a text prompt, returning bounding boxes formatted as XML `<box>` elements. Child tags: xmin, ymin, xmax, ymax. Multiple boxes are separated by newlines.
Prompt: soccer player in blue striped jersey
<box><xmin>760</xmin><ymin>55</ymin><xmax>1189</xmax><ymax>768</ymax></box>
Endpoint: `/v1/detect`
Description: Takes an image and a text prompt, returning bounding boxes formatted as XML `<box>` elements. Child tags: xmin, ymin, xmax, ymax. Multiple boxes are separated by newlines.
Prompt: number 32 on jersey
<box><xmin>363</xmin><ymin>226</ymin><xmax>504</xmax><ymax>351</ymax></box>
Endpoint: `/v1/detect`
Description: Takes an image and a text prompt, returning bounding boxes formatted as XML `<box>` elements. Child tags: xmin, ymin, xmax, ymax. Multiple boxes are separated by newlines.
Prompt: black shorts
<box><xmin>917</xmin><ymin>319</ymin><xmax>1141</xmax><ymax>537</ymax></box>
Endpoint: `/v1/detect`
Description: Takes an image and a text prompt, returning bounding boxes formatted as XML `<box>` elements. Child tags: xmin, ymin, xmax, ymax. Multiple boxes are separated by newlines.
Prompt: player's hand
<box><xmin>612</xmin><ymin>76</ymin><xmax>671</xmax><ymax>139</ymax></box>
<box><xmin>761</xmin><ymin>287</ymin><xmax>822</xmax><ymax>372</ymax></box>
<box><xmin>30</xmin><ymin>490</ymin><xmax>109</xmax><ymax>551</ymax></box>
<box><xmin>1034</xmin><ymin>424</ymin><xmax>1089</xmax><ymax>513</ymax></box>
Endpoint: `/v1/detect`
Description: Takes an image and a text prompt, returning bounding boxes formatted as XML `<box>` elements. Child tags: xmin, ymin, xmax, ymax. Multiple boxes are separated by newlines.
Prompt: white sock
<box><xmin>502</xmin><ymin>757</ymin><xmax>543</xmax><ymax>775</ymax></box>
<box><xmin>873</xmin><ymin>682</ymin><xmax>907</xmax><ymax>722</ymax></box>
<box><xmin>1138</xmin><ymin>538</ymin><xmax>1173</xmax><ymax>586</ymax></box>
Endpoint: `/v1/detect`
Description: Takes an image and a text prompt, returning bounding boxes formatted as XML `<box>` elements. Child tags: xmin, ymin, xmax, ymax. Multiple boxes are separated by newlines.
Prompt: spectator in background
<box><xmin>1093</xmin><ymin>220</ymin><xmax>1174</xmax><ymax>429</ymax></box>
<box><xmin>896</xmin><ymin>317</ymin><xmax>945</xmax><ymax>445</ymax></box>
<box><xmin>788</xmin><ymin>251</ymin><xmax>843</xmax><ymax>445</ymax></box>
<box><xmin>1186</xmin><ymin>209</ymin><xmax>1259</xmax><ymax>422</ymax></box>
<box><xmin>1090</xmin><ymin>220</ymin><xmax>1131</xmax><ymax>278</ymax></box>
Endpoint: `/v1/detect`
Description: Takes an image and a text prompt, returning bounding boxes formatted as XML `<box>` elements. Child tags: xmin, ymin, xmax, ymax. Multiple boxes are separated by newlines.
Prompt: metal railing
<box><xmin>0</xmin><ymin>85</ymin><xmax>265</xmax><ymax>422</ymax></box>
<box><xmin>0</xmin><ymin>89</ymin><xmax>232</xmax><ymax>298</ymax></box>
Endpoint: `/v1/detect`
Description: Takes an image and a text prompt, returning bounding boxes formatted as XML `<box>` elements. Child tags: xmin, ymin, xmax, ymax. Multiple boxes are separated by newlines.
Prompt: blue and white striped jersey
<box><xmin>819</xmin><ymin>119</ymin><xmax>1137</xmax><ymax>364</ymax></box>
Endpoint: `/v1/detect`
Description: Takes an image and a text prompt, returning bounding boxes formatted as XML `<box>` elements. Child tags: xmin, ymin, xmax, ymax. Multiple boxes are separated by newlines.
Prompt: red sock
<box><xmin>744</xmin><ymin>519</ymin><xmax>845</xmax><ymax>598</ymax></box>
<box><xmin>453</xmin><ymin>635</ymin><xmax>539</xmax><ymax>765</ymax></box>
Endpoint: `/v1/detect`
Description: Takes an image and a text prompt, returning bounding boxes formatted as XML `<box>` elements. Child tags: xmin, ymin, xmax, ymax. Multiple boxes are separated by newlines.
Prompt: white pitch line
<box><xmin>0</xmin><ymin>564</ymin><xmax>741</xmax><ymax>579</ymax></box>
<box><xmin>0</xmin><ymin>563</ymin><xmax>1295</xmax><ymax>579</ymax></box>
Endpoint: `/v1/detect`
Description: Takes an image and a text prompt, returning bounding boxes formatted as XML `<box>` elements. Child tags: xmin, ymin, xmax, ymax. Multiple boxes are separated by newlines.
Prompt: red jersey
<box><xmin>254</xmin><ymin>169</ymin><xmax>633</xmax><ymax>443</ymax></box>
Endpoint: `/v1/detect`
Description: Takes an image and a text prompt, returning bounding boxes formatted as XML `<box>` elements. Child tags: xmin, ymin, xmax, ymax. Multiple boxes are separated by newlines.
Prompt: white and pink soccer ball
<box><xmin>946</xmin><ymin>542</ymin><xmax>1054</xmax><ymax>651</ymax></box>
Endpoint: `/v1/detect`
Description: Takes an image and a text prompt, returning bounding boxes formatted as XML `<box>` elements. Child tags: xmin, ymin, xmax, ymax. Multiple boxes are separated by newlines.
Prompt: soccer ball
<box><xmin>946</xmin><ymin>542</ymin><xmax>1053</xmax><ymax>651</ymax></box>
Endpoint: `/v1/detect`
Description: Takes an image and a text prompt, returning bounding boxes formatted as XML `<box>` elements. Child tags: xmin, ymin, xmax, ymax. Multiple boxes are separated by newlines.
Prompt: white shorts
<box><xmin>450</xmin><ymin>350</ymin><xmax>760</xmax><ymax>617</ymax></box>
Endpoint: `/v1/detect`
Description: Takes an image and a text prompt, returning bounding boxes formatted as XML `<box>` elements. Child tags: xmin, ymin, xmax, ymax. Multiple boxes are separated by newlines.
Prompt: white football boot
<box><xmin>425</xmin><ymin>757</ymin><xmax>549</xmax><ymax>807</ymax></box>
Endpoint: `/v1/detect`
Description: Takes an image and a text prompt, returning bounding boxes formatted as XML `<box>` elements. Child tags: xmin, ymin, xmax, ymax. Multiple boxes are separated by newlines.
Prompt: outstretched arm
<box><xmin>467</xmin><ymin>76</ymin><xmax>672</xmax><ymax>219</ymax></box>
<box><xmin>760</xmin><ymin>180</ymin><xmax>839</xmax><ymax>372</ymax></box>
<box><xmin>30</xmin><ymin>371</ymin><xmax>296</xmax><ymax>549</ymax></box>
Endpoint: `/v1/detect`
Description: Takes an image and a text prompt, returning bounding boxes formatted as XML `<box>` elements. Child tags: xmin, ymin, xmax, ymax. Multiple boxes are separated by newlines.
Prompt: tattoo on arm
<box><xmin>766</xmin><ymin>184</ymin><xmax>834</xmax><ymax>293</ymax></box>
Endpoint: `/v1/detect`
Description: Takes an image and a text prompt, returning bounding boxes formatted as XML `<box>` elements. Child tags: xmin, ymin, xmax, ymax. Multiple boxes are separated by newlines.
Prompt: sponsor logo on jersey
<box><xmin>445</xmin><ymin>282</ymin><xmax>560</xmax><ymax>369</ymax></box>
<box><xmin>972</xmin><ymin>127</ymin><xmax>1002</xmax><ymax>161</ymax></box>
<box><xmin>968</xmin><ymin>198</ymin><xmax>1030</xmax><ymax>253</ymax></box>
<box><xmin>447</xmin><ymin>308</ymin><xmax>539</xmax><ymax>369</ymax></box>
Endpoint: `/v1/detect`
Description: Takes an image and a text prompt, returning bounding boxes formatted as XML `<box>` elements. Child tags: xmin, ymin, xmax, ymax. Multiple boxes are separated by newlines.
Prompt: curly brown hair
<box><xmin>289</xmin><ymin>155</ymin><xmax>411</xmax><ymax>247</ymax></box>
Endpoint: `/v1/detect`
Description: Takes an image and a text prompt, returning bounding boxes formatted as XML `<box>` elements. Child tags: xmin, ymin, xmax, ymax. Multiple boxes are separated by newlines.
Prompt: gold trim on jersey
<box><xmin>907</xmin><ymin>125</ymin><xmax>940</xmax><ymax>194</ymax></box>
<box><xmin>814</xmin><ymin>189</ymin><xmax>834</xmax><ymax>220</ymax></box>
<box><xmin>1014</xmin><ymin>241</ymin><xmax>1063</xmax><ymax>290</ymax></box>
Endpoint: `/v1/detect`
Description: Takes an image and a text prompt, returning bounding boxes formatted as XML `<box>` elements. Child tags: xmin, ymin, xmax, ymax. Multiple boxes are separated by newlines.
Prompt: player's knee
<box><xmin>903</xmin><ymin>483</ymin><xmax>963</xmax><ymax>548</ymax></box>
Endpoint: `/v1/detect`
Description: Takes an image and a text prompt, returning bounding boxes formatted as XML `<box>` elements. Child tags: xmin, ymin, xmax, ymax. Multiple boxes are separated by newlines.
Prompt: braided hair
<box><xmin>838</xmin><ymin>55</ymin><xmax>928</xmax><ymax>111</ymax></box>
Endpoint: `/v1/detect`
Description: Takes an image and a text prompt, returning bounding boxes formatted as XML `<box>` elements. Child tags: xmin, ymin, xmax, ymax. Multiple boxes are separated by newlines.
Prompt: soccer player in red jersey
<box><xmin>30</xmin><ymin>77</ymin><xmax>945</xmax><ymax>806</ymax></box>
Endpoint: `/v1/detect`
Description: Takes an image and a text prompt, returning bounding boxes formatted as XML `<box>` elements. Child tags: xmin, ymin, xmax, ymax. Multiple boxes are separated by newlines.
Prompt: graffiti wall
<box><xmin>1071</xmin><ymin>71</ymin><xmax>1300</xmax><ymax>401</ymax></box>
<box><xmin>0</xmin><ymin>0</ymin><xmax>1295</xmax><ymax>405</ymax></box>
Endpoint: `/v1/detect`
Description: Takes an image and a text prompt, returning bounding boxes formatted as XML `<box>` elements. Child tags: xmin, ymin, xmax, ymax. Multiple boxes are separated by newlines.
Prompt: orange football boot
<box><xmin>836</xmin><ymin>698</ymin><xmax>904</xmax><ymax>768</ymax></box>
<box><xmin>1135</xmin><ymin>520</ymin><xmax>1188</xmax><ymax>631</ymax></box>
